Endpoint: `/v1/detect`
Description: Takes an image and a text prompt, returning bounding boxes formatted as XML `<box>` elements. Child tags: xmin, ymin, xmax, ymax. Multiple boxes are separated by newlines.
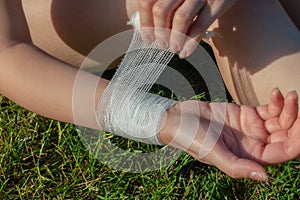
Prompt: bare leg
<box><xmin>207</xmin><ymin>0</ymin><xmax>300</xmax><ymax>107</ymax></box>
<box><xmin>22</xmin><ymin>0</ymin><xmax>137</xmax><ymax>68</ymax></box>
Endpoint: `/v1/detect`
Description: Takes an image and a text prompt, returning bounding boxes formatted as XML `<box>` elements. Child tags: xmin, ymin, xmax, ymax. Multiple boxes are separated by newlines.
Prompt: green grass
<box><xmin>0</xmin><ymin>94</ymin><xmax>299</xmax><ymax>199</ymax></box>
<box><xmin>0</xmin><ymin>45</ymin><xmax>299</xmax><ymax>199</ymax></box>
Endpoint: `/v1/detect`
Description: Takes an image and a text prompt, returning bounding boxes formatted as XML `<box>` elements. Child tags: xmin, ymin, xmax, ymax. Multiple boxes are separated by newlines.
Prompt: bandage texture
<box><xmin>96</xmin><ymin>13</ymin><xmax>177</xmax><ymax>145</ymax></box>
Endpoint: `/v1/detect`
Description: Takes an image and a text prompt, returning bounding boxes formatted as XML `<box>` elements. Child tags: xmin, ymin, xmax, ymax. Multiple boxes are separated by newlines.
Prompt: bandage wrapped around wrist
<box><xmin>95</xmin><ymin>12</ymin><xmax>177</xmax><ymax>145</ymax></box>
<box><xmin>96</xmin><ymin>86</ymin><xmax>177</xmax><ymax>145</ymax></box>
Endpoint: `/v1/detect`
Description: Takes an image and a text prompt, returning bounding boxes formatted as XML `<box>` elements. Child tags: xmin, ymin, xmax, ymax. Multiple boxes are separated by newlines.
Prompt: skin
<box><xmin>138</xmin><ymin>0</ymin><xmax>300</xmax><ymax>107</ymax></box>
<box><xmin>160</xmin><ymin>88</ymin><xmax>300</xmax><ymax>181</ymax></box>
<box><xmin>138</xmin><ymin>0</ymin><xmax>236</xmax><ymax>57</ymax></box>
<box><xmin>208</xmin><ymin>0</ymin><xmax>300</xmax><ymax>106</ymax></box>
<box><xmin>0</xmin><ymin>0</ymin><xmax>300</xmax><ymax>182</ymax></box>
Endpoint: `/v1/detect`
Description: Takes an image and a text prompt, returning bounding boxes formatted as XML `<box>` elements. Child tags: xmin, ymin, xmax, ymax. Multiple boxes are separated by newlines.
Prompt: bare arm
<box><xmin>2</xmin><ymin>1</ymin><xmax>300</xmax><ymax>182</ymax></box>
<box><xmin>0</xmin><ymin>0</ymin><xmax>107</xmax><ymax>130</ymax></box>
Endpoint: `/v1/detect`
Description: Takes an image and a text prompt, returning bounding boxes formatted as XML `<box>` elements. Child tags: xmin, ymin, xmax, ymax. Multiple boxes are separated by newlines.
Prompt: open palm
<box><xmin>161</xmin><ymin>89</ymin><xmax>300</xmax><ymax>181</ymax></box>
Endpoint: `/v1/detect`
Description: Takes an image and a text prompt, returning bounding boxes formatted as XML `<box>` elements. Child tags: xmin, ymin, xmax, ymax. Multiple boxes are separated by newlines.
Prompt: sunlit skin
<box><xmin>0</xmin><ymin>0</ymin><xmax>299</xmax><ymax>181</ymax></box>
<box><xmin>160</xmin><ymin>88</ymin><xmax>300</xmax><ymax>181</ymax></box>
<box><xmin>138</xmin><ymin>0</ymin><xmax>236</xmax><ymax>57</ymax></box>
<box><xmin>137</xmin><ymin>0</ymin><xmax>300</xmax><ymax>107</ymax></box>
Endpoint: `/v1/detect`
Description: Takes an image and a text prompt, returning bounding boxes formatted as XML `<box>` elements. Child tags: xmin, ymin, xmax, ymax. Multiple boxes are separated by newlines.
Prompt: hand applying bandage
<box><xmin>138</xmin><ymin>0</ymin><xmax>236</xmax><ymax>58</ymax></box>
<box><xmin>95</xmin><ymin>13</ymin><xmax>300</xmax><ymax>181</ymax></box>
<box><xmin>96</xmin><ymin>20</ymin><xmax>178</xmax><ymax>145</ymax></box>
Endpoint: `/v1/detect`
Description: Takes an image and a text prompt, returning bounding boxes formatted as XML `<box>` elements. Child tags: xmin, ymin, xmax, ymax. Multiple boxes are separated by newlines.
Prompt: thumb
<box><xmin>192</xmin><ymin>144</ymin><xmax>268</xmax><ymax>182</ymax></box>
<box><xmin>216</xmin><ymin>156</ymin><xmax>269</xmax><ymax>182</ymax></box>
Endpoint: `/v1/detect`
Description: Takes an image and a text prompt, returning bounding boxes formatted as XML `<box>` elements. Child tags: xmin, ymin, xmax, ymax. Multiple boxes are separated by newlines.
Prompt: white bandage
<box><xmin>96</xmin><ymin>12</ymin><xmax>177</xmax><ymax>145</ymax></box>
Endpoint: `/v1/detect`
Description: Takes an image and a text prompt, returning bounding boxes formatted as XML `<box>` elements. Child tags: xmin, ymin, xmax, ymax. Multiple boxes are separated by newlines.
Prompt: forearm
<box><xmin>0</xmin><ymin>42</ymin><xmax>108</xmax><ymax>130</ymax></box>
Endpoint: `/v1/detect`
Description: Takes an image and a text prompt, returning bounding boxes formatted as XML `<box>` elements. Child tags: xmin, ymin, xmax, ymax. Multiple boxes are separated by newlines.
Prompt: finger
<box><xmin>287</xmin><ymin>117</ymin><xmax>300</xmax><ymax>138</ymax></box>
<box><xmin>153</xmin><ymin>0</ymin><xmax>184</xmax><ymax>48</ymax></box>
<box><xmin>265</xmin><ymin>118</ymin><xmax>282</xmax><ymax>133</ymax></box>
<box><xmin>265</xmin><ymin>91</ymin><xmax>298</xmax><ymax>134</ymax></box>
<box><xmin>139</xmin><ymin>0</ymin><xmax>157</xmax><ymax>43</ymax></box>
<box><xmin>261</xmin><ymin>137</ymin><xmax>300</xmax><ymax>164</ymax></box>
<box><xmin>169</xmin><ymin>0</ymin><xmax>206</xmax><ymax>53</ymax></box>
<box><xmin>279</xmin><ymin>91</ymin><xmax>298</xmax><ymax>130</ymax></box>
<box><xmin>287</xmin><ymin>119</ymin><xmax>300</xmax><ymax>158</ymax></box>
<box><xmin>256</xmin><ymin>88</ymin><xmax>284</xmax><ymax>120</ymax></box>
<box><xmin>267</xmin><ymin>130</ymin><xmax>288</xmax><ymax>143</ymax></box>
<box><xmin>178</xmin><ymin>3</ymin><xmax>212</xmax><ymax>58</ymax></box>
<box><xmin>179</xmin><ymin>1</ymin><xmax>236</xmax><ymax>58</ymax></box>
<box><xmin>262</xmin><ymin>118</ymin><xmax>300</xmax><ymax>163</ymax></box>
<box><xmin>189</xmin><ymin>145</ymin><xmax>268</xmax><ymax>182</ymax></box>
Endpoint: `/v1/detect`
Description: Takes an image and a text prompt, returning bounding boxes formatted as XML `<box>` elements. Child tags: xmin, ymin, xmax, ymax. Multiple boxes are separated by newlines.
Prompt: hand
<box><xmin>159</xmin><ymin>88</ymin><xmax>300</xmax><ymax>181</ymax></box>
<box><xmin>138</xmin><ymin>0</ymin><xmax>236</xmax><ymax>58</ymax></box>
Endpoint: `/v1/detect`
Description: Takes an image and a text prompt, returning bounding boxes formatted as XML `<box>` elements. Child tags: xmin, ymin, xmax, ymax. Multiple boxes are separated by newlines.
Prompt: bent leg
<box><xmin>207</xmin><ymin>0</ymin><xmax>300</xmax><ymax>107</ymax></box>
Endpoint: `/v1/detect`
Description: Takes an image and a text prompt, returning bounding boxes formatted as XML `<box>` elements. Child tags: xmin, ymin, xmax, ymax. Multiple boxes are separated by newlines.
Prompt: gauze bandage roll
<box><xmin>95</xmin><ymin>12</ymin><xmax>177</xmax><ymax>145</ymax></box>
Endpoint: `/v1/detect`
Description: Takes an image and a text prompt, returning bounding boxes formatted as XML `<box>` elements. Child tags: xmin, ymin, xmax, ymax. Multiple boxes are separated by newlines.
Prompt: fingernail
<box><xmin>249</xmin><ymin>172</ymin><xmax>268</xmax><ymax>182</ymax></box>
<box><xmin>289</xmin><ymin>90</ymin><xmax>298</xmax><ymax>98</ymax></box>
<box><xmin>179</xmin><ymin>50</ymin><xmax>188</xmax><ymax>59</ymax></box>
<box><xmin>273</xmin><ymin>87</ymin><xmax>280</xmax><ymax>94</ymax></box>
<box><xmin>158</xmin><ymin>41</ymin><xmax>169</xmax><ymax>49</ymax></box>
<box><xmin>169</xmin><ymin>43</ymin><xmax>179</xmax><ymax>53</ymax></box>
<box><xmin>144</xmin><ymin>35</ymin><xmax>154</xmax><ymax>44</ymax></box>
<box><xmin>142</xmin><ymin>34</ymin><xmax>155</xmax><ymax>45</ymax></box>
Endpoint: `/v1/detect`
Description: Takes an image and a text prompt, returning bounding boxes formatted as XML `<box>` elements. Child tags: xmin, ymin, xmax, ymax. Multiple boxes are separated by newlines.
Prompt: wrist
<box><xmin>158</xmin><ymin>102</ymin><xmax>182</xmax><ymax>145</ymax></box>
<box><xmin>97</xmin><ymin>88</ymin><xmax>178</xmax><ymax>145</ymax></box>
